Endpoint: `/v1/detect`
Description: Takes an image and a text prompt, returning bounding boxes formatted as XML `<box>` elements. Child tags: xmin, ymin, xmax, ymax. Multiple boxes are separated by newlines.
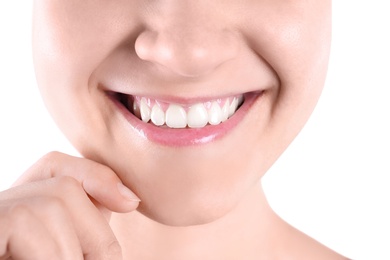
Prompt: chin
<box><xmin>135</xmin><ymin>192</ymin><xmax>240</xmax><ymax>227</ymax></box>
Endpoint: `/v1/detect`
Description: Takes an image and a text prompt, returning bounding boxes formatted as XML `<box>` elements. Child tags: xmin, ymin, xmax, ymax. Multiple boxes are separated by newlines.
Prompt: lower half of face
<box><xmin>32</xmin><ymin>0</ymin><xmax>331</xmax><ymax>226</ymax></box>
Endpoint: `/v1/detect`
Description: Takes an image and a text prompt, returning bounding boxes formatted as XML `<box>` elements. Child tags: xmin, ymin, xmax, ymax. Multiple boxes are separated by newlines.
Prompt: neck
<box><xmin>110</xmin><ymin>181</ymin><xmax>287</xmax><ymax>259</ymax></box>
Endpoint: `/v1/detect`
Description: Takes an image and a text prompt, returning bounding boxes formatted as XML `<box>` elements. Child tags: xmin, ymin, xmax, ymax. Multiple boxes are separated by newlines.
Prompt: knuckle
<box><xmin>38</xmin><ymin>196</ymin><xmax>67</xmax><ymax>216</ymax></box>
<box><xmin>38</xmin><ymin>151</ymin><xmax>62</xmax><ymax>167</ymax></box>
<box><xmin>7</xmin><ymin>203</ymin><xmax>36</xmax><ymax>226</ymax></box>
<box><xmin>42</xmin><ymin>151</ymin><xmax>62</xmax><ymax>161</ymax></box>
<box><xmin>6</xmin><ymin>197</ymin><xmax>68</xmax><ymax>225</ymax></box>
<box><xmin>33</xmin><ymin>151</ymin><xmax>64</xmax><ymax>177</ymax></box>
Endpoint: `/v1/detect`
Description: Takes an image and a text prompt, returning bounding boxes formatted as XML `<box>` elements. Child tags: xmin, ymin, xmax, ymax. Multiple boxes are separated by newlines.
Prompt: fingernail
<box><xmin>117</xmin><ymin>182</ymin><xmax>141</xmax><ymax>202</ymax></box>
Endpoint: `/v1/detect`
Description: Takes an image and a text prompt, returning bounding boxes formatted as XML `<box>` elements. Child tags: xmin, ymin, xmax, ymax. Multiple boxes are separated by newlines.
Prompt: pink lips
<box><xmin>109</xmin><ymin>92</ymin><xmax>261</xmax><ymax>146</ymax></box>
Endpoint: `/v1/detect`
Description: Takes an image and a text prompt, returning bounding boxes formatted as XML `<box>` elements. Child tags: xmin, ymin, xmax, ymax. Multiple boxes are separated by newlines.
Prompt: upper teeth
<box><xmin>131</xmin><ymin>95</ymin><xmax>244</xmax><ymax>129</ymax></box>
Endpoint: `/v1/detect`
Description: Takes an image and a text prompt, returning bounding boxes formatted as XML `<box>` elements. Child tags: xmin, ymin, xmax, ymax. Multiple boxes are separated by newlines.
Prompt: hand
<box><xmin>0</xmin><ymin>151</ymin><xmax>140</xmax><ymax>260</ymax></box>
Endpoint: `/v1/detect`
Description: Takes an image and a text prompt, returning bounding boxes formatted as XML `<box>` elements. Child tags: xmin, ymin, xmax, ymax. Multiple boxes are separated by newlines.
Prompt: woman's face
<box><xmin>32</xmin><ymin>0</ymin><xmax>331</xmax><ymax>226</ymax></box>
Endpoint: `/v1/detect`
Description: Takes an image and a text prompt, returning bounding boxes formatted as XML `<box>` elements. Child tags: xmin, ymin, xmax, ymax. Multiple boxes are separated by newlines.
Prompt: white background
<box><xmin>0</xmin><ymin>2</ymin><xmax>389</xmax><ymax>259</ymax></box>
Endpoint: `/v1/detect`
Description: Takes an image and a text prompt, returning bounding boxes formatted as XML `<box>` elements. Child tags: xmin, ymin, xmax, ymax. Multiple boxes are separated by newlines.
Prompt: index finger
<box><xmin>13</xmin><ymin>151</ymin><xmax>140</xmax><ymax>213</ymax></box>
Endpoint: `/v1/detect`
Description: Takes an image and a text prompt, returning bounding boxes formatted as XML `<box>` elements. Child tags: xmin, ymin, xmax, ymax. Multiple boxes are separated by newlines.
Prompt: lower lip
<box><xmin>108</xmin><ymin>92</ymin><xmax>262</xmax><ymax>147</ymax></box>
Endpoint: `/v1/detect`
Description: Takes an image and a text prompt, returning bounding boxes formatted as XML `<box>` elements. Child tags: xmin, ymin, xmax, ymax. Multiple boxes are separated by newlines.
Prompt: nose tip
<box><xmin>135</xmin><ymin>29</ymin><xmax>239</xmax><ymax>77</ymax></box>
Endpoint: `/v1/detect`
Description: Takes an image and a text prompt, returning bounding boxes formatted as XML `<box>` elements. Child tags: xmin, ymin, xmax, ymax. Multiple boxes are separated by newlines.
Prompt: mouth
<box><xmin>107</xmin><ymin>90</ymin><xmax>262</xmax><ymax>146</ymax></box>
<box><xmin>116</xmin><ymin>93</ymin><xmax>244</xmax><ymax>129</ymax></box>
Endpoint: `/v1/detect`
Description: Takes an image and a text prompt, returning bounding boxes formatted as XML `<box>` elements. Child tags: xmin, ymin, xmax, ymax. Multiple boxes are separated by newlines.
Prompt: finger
<box><xmin>0</xmin><ymin>197</ymin><xmax>83</xmax><ymax>260</ymax></box>
<box><xmin>4</xmin><ymin>177</ymin><xmax>124</xmax><ymax>260</ymax></box>
<box><xmin>0</xmin><ymin>203</ymin><xmax>62</xmax><ymax>260</ymax></box>
<box><xmin>13</xmin><ymin>151</ymin><xmax>140</xmax><ymax>213</ymax></box>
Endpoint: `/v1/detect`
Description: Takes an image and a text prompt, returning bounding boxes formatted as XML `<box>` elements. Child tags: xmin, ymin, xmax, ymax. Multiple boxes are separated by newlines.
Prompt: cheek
<box><xmin>243</xmin><ymin>2</ymin><xmax>331</xmax><ymax>135</ymax></box>
<box><xmin>32</xmin><ymin>1</ymin><xmax>128</xmax><ymax>145</ymax></box>
<box><xmin>242</xmin><ymin>1</ymin><xmax>332</xmax><ymax>86</ymax></box>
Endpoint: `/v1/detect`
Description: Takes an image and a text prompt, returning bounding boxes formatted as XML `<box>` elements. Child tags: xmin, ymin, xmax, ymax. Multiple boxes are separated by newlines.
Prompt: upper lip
<box><xmin>111</xmin><ymin>91</ymin><xmax>249</xmax><ymax>105</ymax></box>
<box><xmin>99</xmin><ymin>83</ymin><xmax>266</xmax><ymax>105</ymax></box>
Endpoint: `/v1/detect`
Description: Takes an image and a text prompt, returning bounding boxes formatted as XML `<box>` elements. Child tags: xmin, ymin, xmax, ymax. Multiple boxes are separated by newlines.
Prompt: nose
<box><xmin>134</xmin><ymin>25</ymin><xmax>239</xmax><ymax>78</ymax></box>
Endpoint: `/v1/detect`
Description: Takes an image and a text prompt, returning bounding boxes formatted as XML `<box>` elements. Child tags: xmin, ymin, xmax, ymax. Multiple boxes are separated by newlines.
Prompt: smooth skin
<box><xmin>0</xmin><ymin>152</ymin><xmax>139</xmax><ymax>259</ymax></box>
<box><xmin>1</xmin><ymin>0</ymin><xmax>349</xmax><ymax>259</ymax></box>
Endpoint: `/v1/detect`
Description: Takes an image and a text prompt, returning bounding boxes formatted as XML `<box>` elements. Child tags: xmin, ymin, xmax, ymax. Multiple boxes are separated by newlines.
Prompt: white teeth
<box><xmin>187</xmin><ymin>103</ymin><xmax>208</xmax><ymax>128</ymax></box>
<box><xmin>166</xmin><ymin>104</ymin><xmax>187</xmax><ymax>128</ymax></box>
<box><xmin>228</xmin><ymin>97</ymin><xmax>238</xmax><ymax>117</ymax></box>
<box><xmin>208</xmin><ymin>101</ymin><xmax>222</xmax><ymax>125</ymax></box>
<box><xmin>151</xmin><ymin>104</ymin><xmax>165</xmax><ymax>126</ymax></box>
<box><xmin>221</xmin><ymin>100</ymin><xmax>230</xmax><ymax>122</ymax></box>
<box><xmin>140</xmin><ymin>98</ymin><xmax>151</xmax><ymax>122</ymax></box>
<box><xmin>131</xmin><ymin>95</ymin><xmax>243</xmax><ymax>128</ymax></box>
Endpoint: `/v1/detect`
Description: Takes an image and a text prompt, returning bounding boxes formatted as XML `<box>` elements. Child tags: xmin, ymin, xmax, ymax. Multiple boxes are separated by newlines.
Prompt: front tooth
<box><xmin>187</xmin><ymin>103</ymin><xmax>208</xmax><ymax>128</ymax></box>
<box><xmin>221</xmin><ymin>100</ymin><xmax>230</xmax><ymax>122</ymax></box>
<box><xmin>166</xmin><ymin>104</ymin><xmax>187</xmax><ymax>128</ymax></box>
<box><xmin>228</xmin><ymin>97</ymin><xmax>238</xmax><ymax>117</ymax></box>
<box><xmin>208</xmin><ymin>101</ymin><xmax>222</xmax><ymax>125</ymax></box>
<box><xmin>140</xmin><ymin>98</ymin><xmax>151</xmax><ymax>122</ymax></box>
<box><xmin>151</xmin><ymin>104</ymin><xmax>165</xmax><ymax>126</ymax></box>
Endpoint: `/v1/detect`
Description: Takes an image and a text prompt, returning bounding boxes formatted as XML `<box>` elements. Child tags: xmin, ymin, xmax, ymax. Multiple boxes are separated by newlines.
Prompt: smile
<box><xmin>123</xmin><ymin>95</ymin><xmax>244</xmax><ymax>129</ymax></box>
<box><xmin>108</xmin><ymin>90</ymin><xmax>262</xmax><ymax>146</ymax></box>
